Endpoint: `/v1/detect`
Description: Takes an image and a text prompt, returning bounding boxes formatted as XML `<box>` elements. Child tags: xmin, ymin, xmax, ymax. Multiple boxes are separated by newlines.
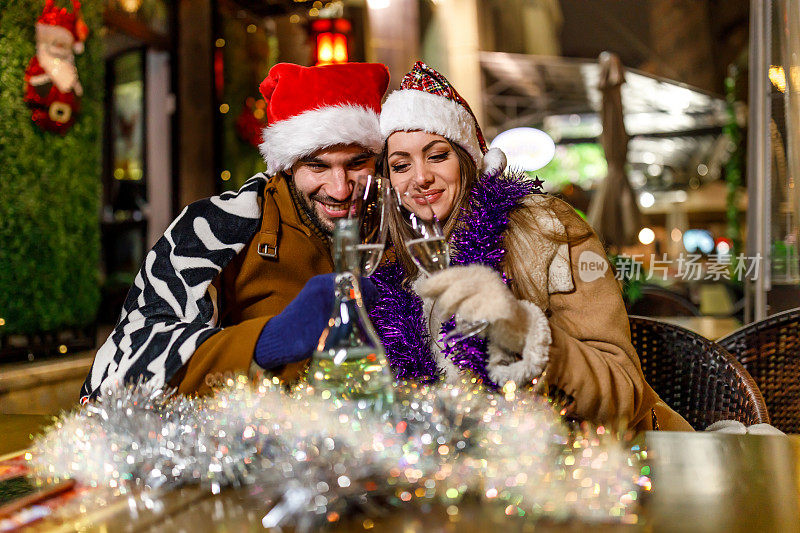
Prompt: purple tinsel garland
<box><xmin>369</xmin><ymin>169</ymin><xmax>542</xmax><ymax>387</ymax></box>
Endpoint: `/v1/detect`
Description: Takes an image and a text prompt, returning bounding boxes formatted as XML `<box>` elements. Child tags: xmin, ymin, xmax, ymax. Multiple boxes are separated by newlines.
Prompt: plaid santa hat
<box><xmin>380</xmin><ymin>61</ymin><xmax>506</xmax><ymax>175</ymax></box>
<box><xmin>258</xmin><ymin>62</ymin><xmax>390</xmax><ymax>176</ymax></box>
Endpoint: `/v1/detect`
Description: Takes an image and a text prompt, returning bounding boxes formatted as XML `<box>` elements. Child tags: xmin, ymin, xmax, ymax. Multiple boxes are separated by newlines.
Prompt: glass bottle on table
<box><xmin>306</xmin><ymin>176</ymin><xmax>394</xmax><ymax>409</ymax></box>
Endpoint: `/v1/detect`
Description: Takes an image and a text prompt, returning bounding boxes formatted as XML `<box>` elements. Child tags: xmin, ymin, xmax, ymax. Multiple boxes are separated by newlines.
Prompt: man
<box><xmin>81</xmin><ymin>62</ymin><xmax>390</xmax><ymax>402</ymax></box>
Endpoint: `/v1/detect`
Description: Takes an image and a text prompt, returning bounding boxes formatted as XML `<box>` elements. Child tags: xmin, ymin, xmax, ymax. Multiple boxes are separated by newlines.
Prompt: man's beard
<box><xmin>295</xmin><ymin>189</ymin><xmax>350</xmax><ymax>236</ymax></box>
<box><xmin>37</xmin><ymin>44</ymin><xmax>78</xmax><ymax>93</ymax></box>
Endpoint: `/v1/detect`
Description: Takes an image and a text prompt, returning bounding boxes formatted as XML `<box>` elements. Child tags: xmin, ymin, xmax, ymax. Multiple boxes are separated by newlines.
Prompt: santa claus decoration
<box><xmin>24</xmin><ymin>0</ymin><xmax>89</xmax><ymax>134</ymax></box>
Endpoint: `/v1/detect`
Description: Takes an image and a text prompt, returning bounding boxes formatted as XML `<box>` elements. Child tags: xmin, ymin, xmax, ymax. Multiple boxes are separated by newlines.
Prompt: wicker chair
<box><xmin>718</xmin><ymin>307</ymin><xmax>800</xmax><ymax>433</ymax></box>
<box><xmin>627</xmin><ymin>284</ymin><xmax>700</xmax><ymax>317</ymax></box>
<box><xmin>628</xmin><ymin>316</ymin><xmax>769</xmax><ymax>430</ymax></box>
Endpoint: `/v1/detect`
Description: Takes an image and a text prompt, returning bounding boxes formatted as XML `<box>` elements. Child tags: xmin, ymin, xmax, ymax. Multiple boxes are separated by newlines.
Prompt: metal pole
<box><xmin>779</xmin><ymin>0</ymin><xmax>800</xmax><ymax>283</ymax></box>
<box><xmin>746</xmin><ymin>0</ymin><xmax>771</xmax><ymax>322</ymax></box>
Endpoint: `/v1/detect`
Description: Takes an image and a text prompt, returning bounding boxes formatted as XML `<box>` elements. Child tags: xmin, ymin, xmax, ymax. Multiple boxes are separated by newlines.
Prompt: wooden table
<box><xmin>642</xmin><ymin>432</ymin><xmax>800</xmax><ymax>532</ymax></box>
<box><xmin>2</xmin><ymin>415</ymin><xmax>799</xmax><ymax>532</ymax></box>
<box><xmin>0</xmin><ymin>414</ymin><xmax>50</xmax><ymax>457</ymax></box>
<box><xmin>0</xmin><ymin>354</ymin><xmax>94</xmax><ymax>415</ymax></box>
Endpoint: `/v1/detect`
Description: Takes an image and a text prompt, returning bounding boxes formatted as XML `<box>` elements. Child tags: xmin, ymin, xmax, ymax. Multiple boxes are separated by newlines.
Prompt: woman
<box><xmin>369</xmin><ymin>61</ymin><xmax>692</xmax><ymax>432</ymax></box>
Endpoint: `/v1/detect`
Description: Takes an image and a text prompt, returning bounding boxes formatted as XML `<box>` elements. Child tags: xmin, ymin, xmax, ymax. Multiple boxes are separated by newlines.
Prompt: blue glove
<box><xmin>254</xmin><ymin>273</ymin><xmax>379</xmax><ymax>370</ymax></box>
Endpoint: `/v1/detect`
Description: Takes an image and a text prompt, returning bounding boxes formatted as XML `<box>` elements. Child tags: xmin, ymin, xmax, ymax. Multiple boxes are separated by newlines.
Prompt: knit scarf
<box><xmin>369</xmin><ymin>169</ymin><xmax>541</xmax><ymax>387</ymax></box>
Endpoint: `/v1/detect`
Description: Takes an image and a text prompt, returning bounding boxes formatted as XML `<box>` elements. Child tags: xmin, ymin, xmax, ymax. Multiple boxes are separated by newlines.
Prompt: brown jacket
<box><xmin>173</xmin><ymin>175</ymin><xmax>333</xmax><ymax>394</ymax></box>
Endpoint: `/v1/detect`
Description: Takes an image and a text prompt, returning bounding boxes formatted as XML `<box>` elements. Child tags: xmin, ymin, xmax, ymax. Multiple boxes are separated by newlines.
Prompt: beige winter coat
<box><xmin>502</xmin><ymin>195</ymin><xmax>691</xmax><ymax>431</ymax></box>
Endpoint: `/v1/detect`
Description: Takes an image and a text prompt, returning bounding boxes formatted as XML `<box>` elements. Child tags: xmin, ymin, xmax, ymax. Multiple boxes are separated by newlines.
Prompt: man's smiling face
<box><xmin>289</xmin><ymin>144</ymin><xmax>376</xmax><ymax>233</ymax></box>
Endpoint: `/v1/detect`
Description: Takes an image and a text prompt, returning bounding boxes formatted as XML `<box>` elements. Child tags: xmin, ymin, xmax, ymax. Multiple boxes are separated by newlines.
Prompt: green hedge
<box><xmin>0</xmin><ymin>0</ymin><xmax>103</xmax><ymax>335</ymax></box>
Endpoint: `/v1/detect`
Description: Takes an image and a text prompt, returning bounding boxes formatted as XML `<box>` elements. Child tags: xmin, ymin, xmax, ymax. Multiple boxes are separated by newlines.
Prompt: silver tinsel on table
<box><xmin>28</xmin><ymin>377</ymin><xmax>648</xmax><ymax>530</ymax></box>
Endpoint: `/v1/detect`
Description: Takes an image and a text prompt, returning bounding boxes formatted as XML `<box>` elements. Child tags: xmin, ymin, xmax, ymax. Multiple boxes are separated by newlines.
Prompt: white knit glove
<box><xmin>416</xmin><ymin>264</ymin><xmax>551</xmax><ymax>386</ymax></box>
<box><xmin>705</xmin><ymin>420</ymin><xmax>786</xmax><ymax>435</ymax></box>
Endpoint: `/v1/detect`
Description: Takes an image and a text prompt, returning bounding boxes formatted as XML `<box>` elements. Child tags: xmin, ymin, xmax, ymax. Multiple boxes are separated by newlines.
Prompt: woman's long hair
<box><xmin>379</xmin><ymin>138</ymin><xmax>594</xmax><ymax>291</ymax></box>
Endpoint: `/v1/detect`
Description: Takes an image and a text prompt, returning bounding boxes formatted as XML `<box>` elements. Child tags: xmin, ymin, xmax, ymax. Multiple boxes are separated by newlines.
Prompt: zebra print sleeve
<box><xmin>80</xmin><ymin>175</ymin><xmax>268</xmax><ymax>403</ymax></box>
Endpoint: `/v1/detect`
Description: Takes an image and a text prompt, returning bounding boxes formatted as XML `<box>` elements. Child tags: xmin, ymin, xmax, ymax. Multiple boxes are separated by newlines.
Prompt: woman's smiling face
<box><xmin>386</xmin><ymin>131</ymin><xmax>461</xmax><ymax>221</ymax></box>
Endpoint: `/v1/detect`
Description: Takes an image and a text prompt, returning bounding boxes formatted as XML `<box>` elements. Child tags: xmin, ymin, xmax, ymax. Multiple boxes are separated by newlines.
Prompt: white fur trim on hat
<box><xmin>259</xmin><ymin>104</ymin><xmax>382</xmax><ymax>175</ymax></box>
<box><xmin>380</xmin><ymin>89</ymin><xmax>483</xmax><ymax>168</ymax></box>
<box><xmin>481</xmin><ymin>147</ymin><xmax>507</xmax><ymax>175</ymax></box>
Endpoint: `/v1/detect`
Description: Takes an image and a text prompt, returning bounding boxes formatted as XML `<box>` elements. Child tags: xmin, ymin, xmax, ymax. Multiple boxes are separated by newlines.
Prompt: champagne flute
<box><xmin>347</xmin><ymin>174</ymin><xmax>389</xmax><ymax>277</ymax></box>
<box><xmin>394</xmin><ymin>185</ymin><xmax>488</xmax><ymax>345</ymax></box>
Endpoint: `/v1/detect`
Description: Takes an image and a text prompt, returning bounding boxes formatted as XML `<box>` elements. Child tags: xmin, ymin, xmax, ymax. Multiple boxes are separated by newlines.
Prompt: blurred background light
<box><xmin>490</xmin><ymin>127</ymin><xmax>556</xmax><ymax>172</ymax></box>
<box><xmin>683</xmin><ymin>229</ymin><xmax>715</xmax><ymax>254</ymax></box>
<box><xmin>769</xmin><ymin>65</ymin><xmax>786</xmax><ymax>93</ymax></box>
<box><xmin>715</xmin><ymin>238</ymin><xmax>732</xmax><ymax>255</ymax></box>
<box><xmin>639</xmin><ymin>192</ymin><xmax>655</xmax><ymax>208</ymax></box>
<box><xmin>638</xmin><ymin>227</ymin><xmax>655</xmax><ymax>245</ymax></box>
<box><xmin>647</xmin><ymin>163</ymin><xmax>662</xmax><ymax>176</ymax></box>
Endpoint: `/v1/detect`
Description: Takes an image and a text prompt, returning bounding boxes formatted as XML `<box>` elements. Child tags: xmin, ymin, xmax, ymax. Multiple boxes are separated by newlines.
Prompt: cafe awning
<box><xmin>479</xmin><ymin>51</ymin><xmax>733</xmax><ymax>193</ymax></box>
<box><xmin>479</xmin><ymin>51</ymin><xmax>729</xmax><ymax>140</ymax></box>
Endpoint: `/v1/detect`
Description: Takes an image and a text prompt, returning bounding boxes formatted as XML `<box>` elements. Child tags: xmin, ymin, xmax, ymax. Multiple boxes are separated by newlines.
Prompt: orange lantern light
<box><xmin>317</xmin><ymin>32</ymin><xmax>334</xmax><ymax>64</ymax></box>
<box><xmin>332</xmin><ymin>33</ymin><xmax>348</xmax><ymax>63</ymax></box>
<box><xmin>312</xmin><ymin>18</ymin><xmax>351</xmax><ymax>65</ymax></box>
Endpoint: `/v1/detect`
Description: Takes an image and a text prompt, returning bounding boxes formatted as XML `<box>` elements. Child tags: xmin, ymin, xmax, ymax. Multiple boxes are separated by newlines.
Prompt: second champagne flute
<box><xmin>347</xmin><ymin>174</ymin><xmax>390</xmax><ymax>277</ymax></box>
<box><xmin>395</xmin><ymin>185</ymin><xmax>488</xmax><ymax>344</ymax></box>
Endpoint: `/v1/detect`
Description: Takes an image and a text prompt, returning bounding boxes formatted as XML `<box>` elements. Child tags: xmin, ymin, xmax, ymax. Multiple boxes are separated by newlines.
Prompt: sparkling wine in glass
<box><xmin>406</xmin><ymin>235</ymin><xmax>450</xmax><ymax>274</ymax></box>
<box><xmin>395</xmin><ymin>186</ymin><xmax>488</xmax><ymax>344</ymax></box>
<box><xmin>348</xmin><ymin>174</ymin><xmax>389</xmax><ymax>277</ymax></box>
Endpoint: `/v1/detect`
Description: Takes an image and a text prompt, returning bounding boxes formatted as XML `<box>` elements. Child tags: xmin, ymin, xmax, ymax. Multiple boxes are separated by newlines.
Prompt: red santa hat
<box><xmin>258</xmin><ymin>62</ymin><xmax>390</xmax><ymax>176</ymax></box>
<box><xmin>380</xmin><ymin>61</ymin><xmax>506</xmax><ymax>175</ymax></box>
<box><xmin>36</xmin><ymin>0</ymin><xmax>89</xmax><ymax>53</ymax></box>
